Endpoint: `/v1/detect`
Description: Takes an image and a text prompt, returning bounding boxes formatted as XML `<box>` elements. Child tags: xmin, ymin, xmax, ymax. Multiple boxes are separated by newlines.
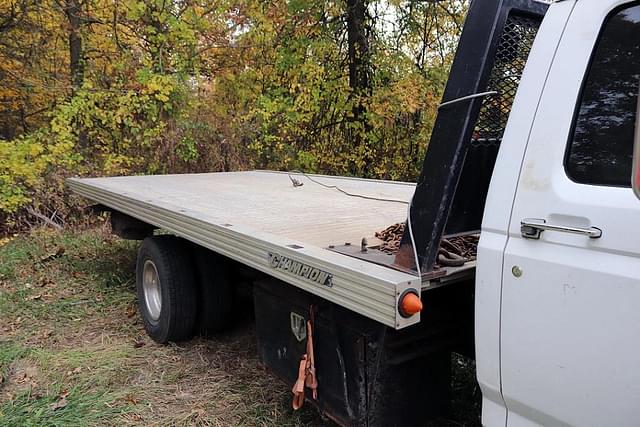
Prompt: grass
<box><xmin>0</xmin><ymin>225</ymin><xmax>480</xmax><ymax>426</ymax></box>
<box><xmin>0</xmin><ymin>343</ymin><xmax>26</xmax><ymax>384</ymax></box>
<box><xmin>0</xmin><ymin>226</ymin><xmax>323</xmax><ymax>426</ymax></box>
<box><xmin>0</xmin><ymin>387</ymin><xmax>126</xmax><ymax>426</ymax></box>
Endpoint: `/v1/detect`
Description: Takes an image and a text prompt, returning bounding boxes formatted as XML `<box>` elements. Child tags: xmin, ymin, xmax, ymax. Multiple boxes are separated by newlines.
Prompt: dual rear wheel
<box><xmin>135</xmin><ymin>235</ymin><xmax>233</xmax><ymax>343</ymax></box>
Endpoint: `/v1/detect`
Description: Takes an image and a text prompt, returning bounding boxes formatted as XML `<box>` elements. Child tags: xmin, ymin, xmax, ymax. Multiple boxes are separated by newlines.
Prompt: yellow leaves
<box><xmin>0</xmin><ymin>123</ymin><xmax>78</xmax><ymax>213</ymax></box>
<box><xmin>367</xmin><ymin>72</ymin><xmax>435</xmax><ymax>135</ymax></box>
<box><xmin>143</xmin><ymin>75</ymin><xmax>175</xmax><ymax>104</ymax></box>
<box><xmin>0</xmin><ymin>1</ymin><xmax>69</xmax><ymax>137</ymax></box>
<box><xmin>0</xmin><ymin>138</ymin><xmax>45</xmax><ymax>212</ymax></box>
<box><xmin>124</xmin><ymin>0</ymin><xmax>146</xmax><ymax>20</ymax></box>
<box><xmin>28</xmin><ymin>143</ymin><xmax>45</xmax><ymax>157</ymax></box>
<box><xmin>0</xmin><ymin>236</ymin><xmax>12</xmax><ymax>247</ymax></box>
<box><xmin>154</xmin><ymin>93</ymin><xmax>170</xmax><ymax>103</ymax></box>
<box><xmin>102</xmin><ymin>153</ymin><xmax>137</xmax><ymax>176</ymax></box>
<box><xmin>0</xmin><ymin>139</ymin><xmax>44</xmax><ymax>181</ymax></box>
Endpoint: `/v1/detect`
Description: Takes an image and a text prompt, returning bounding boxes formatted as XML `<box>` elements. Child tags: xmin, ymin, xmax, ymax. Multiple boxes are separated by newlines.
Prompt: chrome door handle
<box><xmin>521</xmin><ymin>218</ymin><xmax>602</xmax><ymax>240</ymax></box>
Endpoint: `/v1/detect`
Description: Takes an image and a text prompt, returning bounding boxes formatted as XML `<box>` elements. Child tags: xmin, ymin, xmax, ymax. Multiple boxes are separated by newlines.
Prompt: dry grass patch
<box><xmin>0</xmin><ymin>226</ymin><xmax>326</xmax><ymax>426</ymax></box>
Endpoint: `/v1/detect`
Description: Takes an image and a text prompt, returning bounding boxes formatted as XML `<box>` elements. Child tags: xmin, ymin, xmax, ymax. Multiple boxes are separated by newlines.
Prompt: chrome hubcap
<box><xmin>142</xmin><ymin>260</ymin><xmax>162</xmax><ymax>322</ymax></box>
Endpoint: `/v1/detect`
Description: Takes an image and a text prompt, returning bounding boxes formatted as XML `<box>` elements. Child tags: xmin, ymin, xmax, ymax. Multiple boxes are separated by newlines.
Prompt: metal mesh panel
<box><xmin>471</xmin><ymin>13</ymin><xmax>542</xmax><ymax>147</ymax></box>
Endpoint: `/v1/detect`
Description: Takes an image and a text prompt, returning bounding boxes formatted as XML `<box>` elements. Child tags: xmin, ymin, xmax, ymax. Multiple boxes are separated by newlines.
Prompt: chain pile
<box><xmin>375</xmin><ymin>223</ymin><xmax>479</xmax><ymax>267</ymax></box>
<box><xmin>374</xmin><ymin>223</ymin><xmax>405</xmax><ymax>254</ymax></box>
<box><xmin>442</xmin><ymin>235</ymin><xmax>479</xmax><ymax>261</ymax></box>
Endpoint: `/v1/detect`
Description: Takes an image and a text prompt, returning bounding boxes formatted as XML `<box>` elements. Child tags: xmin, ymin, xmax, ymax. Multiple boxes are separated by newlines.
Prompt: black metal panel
<box><xmin>254</xmin><ymin>280</ymin><xmax>375</xmax><ymax>425</ymax></box>
<box><xmin>253</xmin><ymin>279</ymin><xmax>472</xmax><ymax>426</ymax></box>
<box><xmin>394</xmin><ymin>0</ymin><xmax>548</xmax><ymax>273</ymax></box>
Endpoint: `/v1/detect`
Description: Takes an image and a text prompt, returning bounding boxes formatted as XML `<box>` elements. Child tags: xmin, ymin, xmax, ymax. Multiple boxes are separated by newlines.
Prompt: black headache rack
<box><xmin>394</xmin><ymin>0</ymin><xmax>548</xmax><ymax>274</ymax></box>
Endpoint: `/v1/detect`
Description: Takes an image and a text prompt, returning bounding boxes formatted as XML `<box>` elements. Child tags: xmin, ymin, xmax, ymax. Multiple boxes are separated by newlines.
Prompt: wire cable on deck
<box><xmin>287</xmin><ymin>170</ymin><xmax>421</xmax><ymax>277</ymax></box>
<box><xmin>287</xmin><ymin>170</ymin><xmax>410</xmax><ymax>205</ymax></box>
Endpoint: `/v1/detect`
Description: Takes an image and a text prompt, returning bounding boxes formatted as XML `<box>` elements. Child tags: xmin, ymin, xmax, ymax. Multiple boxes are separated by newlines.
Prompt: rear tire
<box><xmin>193</xmin><ymin>246</ymin><xmax>233</xmax><ymax>335</ymax></box>
<box><xmin>136</xmin><ymin>235</ymin><xmax>198</xmax><ymax>343</ymax></box>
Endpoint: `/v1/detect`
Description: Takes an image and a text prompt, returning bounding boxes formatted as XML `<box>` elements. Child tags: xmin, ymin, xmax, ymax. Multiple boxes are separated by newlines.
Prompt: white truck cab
<box><xmin>478</xmin><ymin>1</ymin><xmax>640</xmax><ymax>425</ymax></box>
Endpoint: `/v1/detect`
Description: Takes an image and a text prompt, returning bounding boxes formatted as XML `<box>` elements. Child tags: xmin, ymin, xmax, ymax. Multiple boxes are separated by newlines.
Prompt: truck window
<box><xmin>566</xmin><ymin>4</ymin><xmax>640</xmax><ymax>187</ymax></box>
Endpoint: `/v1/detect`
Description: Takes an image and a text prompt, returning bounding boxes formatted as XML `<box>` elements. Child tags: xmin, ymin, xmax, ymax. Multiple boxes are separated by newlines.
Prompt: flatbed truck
<box><xmin>68</xmin><ymin>0</ymin><xmax>640</xmax><ymax>425</ymax></box>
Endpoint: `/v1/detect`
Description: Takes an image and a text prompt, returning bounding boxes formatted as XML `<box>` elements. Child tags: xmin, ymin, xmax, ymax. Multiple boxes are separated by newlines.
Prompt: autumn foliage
<box><xmin>0</xmin><ymin>0</ymin><xmax>465</xmax><ymax>231</ymax></box>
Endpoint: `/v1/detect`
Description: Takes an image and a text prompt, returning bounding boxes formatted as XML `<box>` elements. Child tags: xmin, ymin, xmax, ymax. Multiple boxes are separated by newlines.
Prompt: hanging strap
<box><xmin>292</xmin><ymin>354</ymin><xmax>308</xmax><ymax>409</ymax></box>
<box><xmin>292</xmin><ymin>306</ymin><xmax>318</xmax><ymax>410</ymax></box>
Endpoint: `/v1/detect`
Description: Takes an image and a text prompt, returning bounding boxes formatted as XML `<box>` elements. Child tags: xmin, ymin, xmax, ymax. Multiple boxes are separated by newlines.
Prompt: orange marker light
<box><xmin>399</xmin><ymin>291</ymin><xmax>423</xmax><ymax>318</ymax></box>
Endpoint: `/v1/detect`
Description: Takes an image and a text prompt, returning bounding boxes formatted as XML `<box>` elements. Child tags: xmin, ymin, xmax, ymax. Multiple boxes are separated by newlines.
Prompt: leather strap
<box><xmin>292</xmin><ymin>307</ymin><xmax>318</xmax><ymax>409</ymax></box>
<box><xmin>292</xmin><ymin>355</ymin><xmax>308</xmax><ymax>409</ymax></box>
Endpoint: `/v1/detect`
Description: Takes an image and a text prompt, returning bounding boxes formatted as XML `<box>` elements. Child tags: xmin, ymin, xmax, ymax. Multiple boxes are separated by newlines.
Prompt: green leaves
<box><xmin>0</xmin><ymin>0</ymin><xmax>466</xmax><ymax>224</ymax></box>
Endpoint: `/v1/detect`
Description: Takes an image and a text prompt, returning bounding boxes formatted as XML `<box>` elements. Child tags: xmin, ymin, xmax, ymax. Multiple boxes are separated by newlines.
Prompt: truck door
<box><xmin>501</xmin><ymin>1</ymin><xmax>640</xmax><ymax>426</ymax></box>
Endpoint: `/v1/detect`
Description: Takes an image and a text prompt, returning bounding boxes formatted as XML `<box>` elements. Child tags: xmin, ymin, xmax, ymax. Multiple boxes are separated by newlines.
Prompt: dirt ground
<box><xmin>0</xmin><ymin>225</ymin><xmax>480</xmax><ymax>426</ymax></box>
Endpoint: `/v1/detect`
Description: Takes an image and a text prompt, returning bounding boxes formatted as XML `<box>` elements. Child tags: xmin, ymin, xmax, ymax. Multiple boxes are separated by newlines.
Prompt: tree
<box><xmin>0</xmin><ymin>0</ymin><xmax>468</xmax><ymax>230</ymax></box>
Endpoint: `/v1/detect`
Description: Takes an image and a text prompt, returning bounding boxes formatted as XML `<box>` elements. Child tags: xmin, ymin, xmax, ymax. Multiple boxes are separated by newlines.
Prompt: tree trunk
<box><xmin>345</xmin><ymin>0</ymin><xmax>372</xmax><ymax>174</ymax></box>
<box><xmin>346</xmin><ymin>0</ymin><xmax>369</xmax><ymax>94</ymax></box>
<box><xmin>65</xmin><ymin>0</ymin><xmax>84</xmax><ymax>90</ymax></box>
<box><xmin>65</xmin><ymin>0</ymin><xmax>87</xmax><ymax>147</ymax></box>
